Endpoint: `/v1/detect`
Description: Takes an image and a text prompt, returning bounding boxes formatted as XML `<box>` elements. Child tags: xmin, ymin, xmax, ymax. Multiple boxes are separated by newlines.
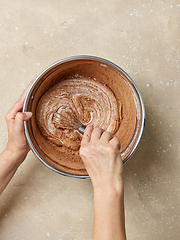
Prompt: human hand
<box><xmin>80</xmin><ymin>125</ymin><xmax>123</xmax><ymax>191</ymax></box>
<box><xmin>0</xmin><ymin>88</ymin><xmax>32</xmax><ymax>194</ymax></box>
<box><xmin>80</xmin><ymin>125</ymin><xmax>126</xmax><ymax>240</ymax></box>
<box><xmin>5</xmin><ymin>88</ymin><xmax>32</xmax><ymax>159</ymax></box>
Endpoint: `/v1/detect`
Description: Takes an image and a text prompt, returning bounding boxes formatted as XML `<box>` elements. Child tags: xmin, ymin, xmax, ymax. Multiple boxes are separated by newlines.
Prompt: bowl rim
<box><xmin>23</xmin><ymin>55</ymin><xmax>145</xmax><ymax>178</ymax></box>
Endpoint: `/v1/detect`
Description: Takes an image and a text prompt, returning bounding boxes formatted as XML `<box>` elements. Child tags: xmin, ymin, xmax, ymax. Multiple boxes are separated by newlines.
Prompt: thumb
<box><xmin>14</xmin><ymin>112</ymin><xmax>32</xmax><ymax>134</ymax></box>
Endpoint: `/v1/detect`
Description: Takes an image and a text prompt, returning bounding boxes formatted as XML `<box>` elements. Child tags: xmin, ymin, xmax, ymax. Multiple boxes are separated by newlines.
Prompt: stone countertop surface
<box><xmin>0</xmin><ymin>1</ymin><xmax>179</xmax><ymax>239</ymax></box>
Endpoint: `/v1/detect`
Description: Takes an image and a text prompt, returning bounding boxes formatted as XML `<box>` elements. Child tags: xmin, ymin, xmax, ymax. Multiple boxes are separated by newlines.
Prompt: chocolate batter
<box><xmin>37</xmin><ymin>78</ymin><xmax>119</xmax><ymax>151</ymax></box>
<box><xmin>35</xmin><ymin>73</ymin><xmax>137</xmax><ymax>176</ymax></box>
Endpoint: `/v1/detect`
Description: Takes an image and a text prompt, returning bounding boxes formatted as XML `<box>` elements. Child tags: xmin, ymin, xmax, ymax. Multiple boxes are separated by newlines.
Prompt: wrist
<box><xmin>93</xmin><ymin>181</ymin><xmax>124</xmax><ymax>201</ymax></box>
<box><xmin>1</xmin><ymin>148</ymin><xmax>27</xmax><ymax>170</ymax></box>
<box><xmin>0</xmin><ymin>149</ymin><xmax>27</xmax><ymax>195</ymax></box>
<box><xmin>93</xmin><ymin>174</ymin><xmax>124</xmax><ymax>195</ymax></box>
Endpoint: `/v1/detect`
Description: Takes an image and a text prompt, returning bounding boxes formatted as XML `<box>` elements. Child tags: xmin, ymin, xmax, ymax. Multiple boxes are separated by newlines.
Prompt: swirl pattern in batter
<box><xmin>36</xmin><ymin>78</ymin><xmax>120</xmax><ymax>153</ymax></box>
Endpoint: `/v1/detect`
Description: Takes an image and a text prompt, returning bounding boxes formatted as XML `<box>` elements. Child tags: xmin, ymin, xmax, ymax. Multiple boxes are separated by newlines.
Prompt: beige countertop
<box><xmin>0</xmin><ymin>1</ymin><xmax>179</xmax><ymax>239</ymax></box>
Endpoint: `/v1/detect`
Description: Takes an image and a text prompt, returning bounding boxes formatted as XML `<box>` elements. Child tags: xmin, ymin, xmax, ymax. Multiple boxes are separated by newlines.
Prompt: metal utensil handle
<box><xmin>78</xmin><ymin>125</ymin><xmax>86</xmax><ymax>134</ymax></box>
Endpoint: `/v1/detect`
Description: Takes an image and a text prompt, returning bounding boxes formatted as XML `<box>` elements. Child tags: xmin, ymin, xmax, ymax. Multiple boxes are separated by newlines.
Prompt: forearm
<box><xmin>0</xmin><ymin>149</ymin><xmax>27</xmax><ymax>194</ymax></box>
<box><xmin>93</xmin><ymin>185</ymin><xmax>126</xmax><ymax>240</ymax></box>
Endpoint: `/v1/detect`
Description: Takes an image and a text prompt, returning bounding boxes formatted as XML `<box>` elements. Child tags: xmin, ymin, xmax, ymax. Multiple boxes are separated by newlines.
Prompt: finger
<box><xmin>90</xmin><ymin>127</ymin><xmax>104</xmax><ymax>141</ymax></box>
<box><xmin>12</xmin><ymin>89</ymin><xmax>28</xmax><ymax>113</ymax></box>
<box><xmin>81</xmin><ymin>124</ymin><xmax>94</xmax><ymax>146</ymax></box>
<box><xmin>109</xmin><ymin>137</ymin><xmax>121</xmax><ymax>151</ymax></box>
<box><xmin>7</xmin><ymin>84</ymin><xmax>32</xmax><ymax>120</ymax></box>
<box><xmin>14</xmin><ymin>112</ymin><xmax>32</xmax><ymax>134</ymax></box>
<box><xmin>100</xmin><ymin>130</ymin><xmax>113</xmax><ymax>142</ymax></box>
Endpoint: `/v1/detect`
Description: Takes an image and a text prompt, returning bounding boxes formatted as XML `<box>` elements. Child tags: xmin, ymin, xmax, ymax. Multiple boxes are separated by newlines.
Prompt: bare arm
<box><xmin>0</xmin><ymin>89</ymin><xmax>32</xmax><ymax>194</ymax></box>
<box><xmin>80</xmin><ymin>125</ymin><xmax>126</xmax><ymax>240</ymax></box>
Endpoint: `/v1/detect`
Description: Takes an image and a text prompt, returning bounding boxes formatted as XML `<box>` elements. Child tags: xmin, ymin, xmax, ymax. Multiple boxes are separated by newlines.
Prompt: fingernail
<box><xmin>25</xmin><ymin>112</ymin><xmax>32</xmax><ymax>118</ymax></box>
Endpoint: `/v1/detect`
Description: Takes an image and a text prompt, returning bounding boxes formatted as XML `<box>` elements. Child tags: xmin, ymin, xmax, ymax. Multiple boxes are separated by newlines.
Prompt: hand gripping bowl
<box><xmin>23</xmin><ymin>56</ymin><xmax>145</xmax><ymax>178</ymax></box>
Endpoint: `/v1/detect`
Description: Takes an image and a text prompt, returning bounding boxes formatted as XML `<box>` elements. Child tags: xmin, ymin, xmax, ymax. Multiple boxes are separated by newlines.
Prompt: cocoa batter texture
<box><xmin>24</xmin><ymin>57</ymin><xmax>142</xmax><ymax>177</ymax></box>
<box><xmin>36</xmin><ymin>78</ymin><xmax>120</xmax><ymax>152</ymax></box>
